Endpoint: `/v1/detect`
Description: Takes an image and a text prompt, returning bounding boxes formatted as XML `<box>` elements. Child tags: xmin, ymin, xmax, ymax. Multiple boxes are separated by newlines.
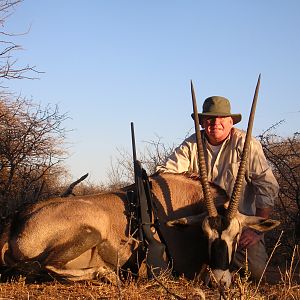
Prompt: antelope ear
<box><xmin>239</xmin><ymin>214</ymin><xmax>280</xmax><ymax>233</ymax></box>
<box><xmin>247</xmin><ymin>219</ymin><xmax>280</xmax><ymax>233</ymax></box>
<box><xmin>166</xmin><ymin>212</ymin><xmax>207</xmax><ymax>227</ymax></box>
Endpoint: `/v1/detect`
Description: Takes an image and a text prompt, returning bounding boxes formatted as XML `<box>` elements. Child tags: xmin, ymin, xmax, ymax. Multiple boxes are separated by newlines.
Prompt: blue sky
<box><xmin>6</xmin><ymin>1</ymin><xmax>300</xmax><ymax>184</ymax></box>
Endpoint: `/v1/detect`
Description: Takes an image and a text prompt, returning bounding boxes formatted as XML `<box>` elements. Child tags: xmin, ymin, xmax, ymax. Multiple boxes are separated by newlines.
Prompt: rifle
<box><xmin>130</xmin><ymin>122</ymin><xmax>168</xmax><ymax>277</ymax></box>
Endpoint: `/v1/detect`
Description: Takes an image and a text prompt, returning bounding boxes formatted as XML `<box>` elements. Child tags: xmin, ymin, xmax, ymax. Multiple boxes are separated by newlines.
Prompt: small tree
<box><xmin>107</xmin><ymin>135</ymin><xmax>176</xmax><ymax>189</ymax></box>
<box><xmin>0</xmin><ymin>97</ymin><xmax>69</xmax><ymax>217</ymax></box>
<box><xmin>0</xmin><ymin>0</ymin><xmax>58</xmax><ymax>219</ymax></box>
<box><xmin>258</xmin><ymin>124</ymin><xmax>300</xmax><ymax>259</ymax></box>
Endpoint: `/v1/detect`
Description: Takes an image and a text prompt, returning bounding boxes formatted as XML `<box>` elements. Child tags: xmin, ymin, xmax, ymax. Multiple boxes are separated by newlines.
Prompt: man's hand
<box><xmin>238</xmin><ymin>206</ymin><xmax>273</xmax><ymax>249</ymax></box>
<box><xmin>238</xmin><ymin>228</ymin><xmax>262</xmax><ymax>249</ymax></box>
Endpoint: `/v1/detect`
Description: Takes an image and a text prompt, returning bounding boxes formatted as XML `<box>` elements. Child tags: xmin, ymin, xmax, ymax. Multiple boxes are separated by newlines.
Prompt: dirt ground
<box><xmin>0</xmin><ymin>230</ymin><xmax>299</xmax><ymax>299</ymax></box>
<box><xmin>0</xmin><ymin>261</ymin><xmax>299</xmax><ymax>300</ymax></box>
<box><xmin>0</xmin><ymin>274</ymin><xmax>299</xmax><ymax>300</ymax></box>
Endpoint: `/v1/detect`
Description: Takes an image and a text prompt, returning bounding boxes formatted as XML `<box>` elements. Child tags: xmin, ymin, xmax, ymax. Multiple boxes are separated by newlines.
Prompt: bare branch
<box><xmin>0</xmin><ymin>0</ymin><xmax>41</xmax><ymax>84</ymax></box>
<box><xmin>0</xmin><ymin>96</ymin><xmax>69</xmax><ymax>216</ymax></box>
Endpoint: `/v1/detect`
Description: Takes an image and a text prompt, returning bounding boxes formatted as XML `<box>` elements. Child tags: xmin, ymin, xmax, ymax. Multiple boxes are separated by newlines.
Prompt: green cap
<box><xmin>191</xmin><ymin>96</ymin><xmax>242</xmax><ymax>125</ymax></box>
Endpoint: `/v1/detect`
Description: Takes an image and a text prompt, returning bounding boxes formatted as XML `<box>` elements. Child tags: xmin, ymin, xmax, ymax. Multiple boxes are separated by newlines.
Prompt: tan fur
<box><xmin>0</xmin><ymin>173</ymin><xmax>228</xmax><ymax>281</ymax></box>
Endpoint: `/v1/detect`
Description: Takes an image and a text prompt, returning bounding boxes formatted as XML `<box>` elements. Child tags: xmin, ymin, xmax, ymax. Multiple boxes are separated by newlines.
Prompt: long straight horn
<box><xmin>226</xmin><ymin>74</ymin><xmax>261</xmax><ymax>220</ymax></box>
<box><xmin>191</xmin><ymin>80</ymin><xmax>218</xmax><ymax>217</ymax></box>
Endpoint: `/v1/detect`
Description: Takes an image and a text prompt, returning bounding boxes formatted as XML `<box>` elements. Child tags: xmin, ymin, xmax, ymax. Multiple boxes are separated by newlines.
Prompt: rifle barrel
<box><xmin>131</xmin><ymin>122</ymin><xmax>137</xmax><ymax>163</ymax></box>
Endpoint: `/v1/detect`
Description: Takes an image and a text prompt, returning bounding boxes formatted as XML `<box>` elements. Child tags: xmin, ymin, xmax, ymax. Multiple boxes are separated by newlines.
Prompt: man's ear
<box><xmin>200</xmin><ymin>119</ymin><xmax>205</xmax><ymax>129</ymax></box>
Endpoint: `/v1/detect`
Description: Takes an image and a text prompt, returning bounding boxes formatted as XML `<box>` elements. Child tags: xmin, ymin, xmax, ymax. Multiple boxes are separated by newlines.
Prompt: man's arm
<box><xmin>256</xmin><ymin>207</ymin><xmax>272</xmax><ymax>219</ymax></box>
<box><xmin>156</xmin><ymin>136</ymin><xmax>195</xmax><ymax>174</ymax></box>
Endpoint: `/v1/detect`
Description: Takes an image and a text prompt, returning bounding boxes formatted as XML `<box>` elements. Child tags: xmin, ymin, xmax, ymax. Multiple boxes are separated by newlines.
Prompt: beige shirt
<box><xmin>156</xmin><ymin>128</ymin><xmax>279</xmax><ymax>215</ymax></box>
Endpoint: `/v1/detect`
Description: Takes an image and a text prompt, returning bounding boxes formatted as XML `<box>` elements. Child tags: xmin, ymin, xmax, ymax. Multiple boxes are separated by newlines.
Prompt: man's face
<box><xmin>202</xmin><ymin>116</ymin><xmax>233</xmax><ymax>145</ymax></box>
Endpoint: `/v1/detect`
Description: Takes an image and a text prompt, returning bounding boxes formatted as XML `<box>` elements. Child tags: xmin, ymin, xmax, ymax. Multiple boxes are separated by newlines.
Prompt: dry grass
<box><xmin>1</xmin><ymin>232</ymin><xmax>300</xmax><ymax>299</ymax></box>
<box><xmin>1</xmin><ymin>248</ymin><xmax>300</xmax><ymax>300</ymax></box>
<box><xmin>1</xmin><ymin>272</ymin><xmax>300</xmax><ymax>300</ymax></box>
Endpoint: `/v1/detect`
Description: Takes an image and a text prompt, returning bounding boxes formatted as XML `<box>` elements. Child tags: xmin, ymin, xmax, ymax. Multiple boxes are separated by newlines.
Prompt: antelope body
<box><xmin>0</xmin><ymin>172</ymin><xmax>277</xmax><ymax>285</ymax></box>
<box><xmin>0</xmin><ymin>173</ymin><xmax>222</xmax><ymax>280</ymax></box>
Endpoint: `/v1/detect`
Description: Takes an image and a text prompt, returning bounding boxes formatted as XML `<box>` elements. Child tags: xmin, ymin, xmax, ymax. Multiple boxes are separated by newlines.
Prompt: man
<box><xmin>156</xmin><ymin>96</ymin><xmax>279</xmax><ymax>280</ymax></box>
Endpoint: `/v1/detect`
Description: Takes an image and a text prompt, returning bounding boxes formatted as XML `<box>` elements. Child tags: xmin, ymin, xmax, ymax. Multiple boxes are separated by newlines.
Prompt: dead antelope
<box><xmin>0</xmin><ymin>171</ymin><xmax>278</xmax><ymax>285</ymax></box>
